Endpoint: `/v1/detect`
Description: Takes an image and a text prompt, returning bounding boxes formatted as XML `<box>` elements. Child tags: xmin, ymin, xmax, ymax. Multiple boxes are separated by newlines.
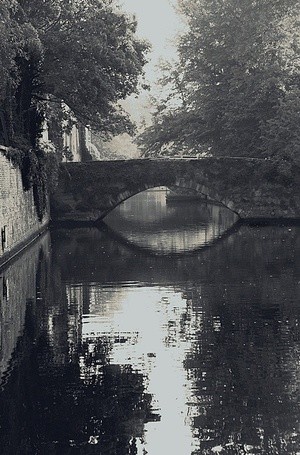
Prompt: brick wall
<box><xmin>0</xmin><ymin>150</ymin><xmax>49</xmax><ymax>265</ymax></box>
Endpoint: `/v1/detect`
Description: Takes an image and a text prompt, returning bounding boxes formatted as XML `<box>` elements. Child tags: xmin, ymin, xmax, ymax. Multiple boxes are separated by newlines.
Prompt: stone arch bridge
<box><xmin>51</xmin><ymin>158</ymin><xmax>300</xmax><ymax>222</ymax></box>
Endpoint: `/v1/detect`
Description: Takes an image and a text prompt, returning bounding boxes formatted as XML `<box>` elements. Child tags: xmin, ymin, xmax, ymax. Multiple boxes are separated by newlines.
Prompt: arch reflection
<box><xmin>103</xmin><ymin>187</ymin><xmax>239</xmax><ymax>255</ymax></box>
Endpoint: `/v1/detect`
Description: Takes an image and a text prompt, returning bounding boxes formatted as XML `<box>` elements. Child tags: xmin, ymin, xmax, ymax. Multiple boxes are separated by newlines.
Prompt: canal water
<box><xmin>0</xmin><ymin>188</ymin><xmax>300</xmax><ymax>454</ymax></box>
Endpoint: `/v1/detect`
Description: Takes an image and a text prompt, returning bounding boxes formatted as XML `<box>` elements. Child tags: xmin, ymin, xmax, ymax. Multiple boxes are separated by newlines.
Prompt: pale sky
<box><xmin>108</xmin><ymin>0</ymin><xmax>184</xmax><ymax>152</ymax></box>
<box><xmin>120</xmin><ymin>0</ymin><xmax>184</xmax><ymax>84</ymax></box>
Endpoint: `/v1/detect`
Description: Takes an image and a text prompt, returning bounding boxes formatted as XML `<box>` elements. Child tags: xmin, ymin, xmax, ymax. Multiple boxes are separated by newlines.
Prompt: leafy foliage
<box><xmin>0</xmin><ymin>0</ymin><xmax>149</xmax><ymax>218</ymax></box>
<box><xmin>138</xmin><ymin>0</ymin><xmax>300</xmax><ymax>160</ymax></box>
<box><xmin>20</xmin><ymin>0</ymin><xmax>149</xmax><ymax>134</ymax></box>
<box><xmin>0</xmin><ymin>0</ymin><xmax>149</xmax><ymax>144</ymax></box>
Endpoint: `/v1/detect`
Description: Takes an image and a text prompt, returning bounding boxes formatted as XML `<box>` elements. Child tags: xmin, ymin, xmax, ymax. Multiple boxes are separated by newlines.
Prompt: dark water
<box><xmin>0</xmin><ymin>189</ymin><xmax>300</xmax><ymax>454</ymax></box>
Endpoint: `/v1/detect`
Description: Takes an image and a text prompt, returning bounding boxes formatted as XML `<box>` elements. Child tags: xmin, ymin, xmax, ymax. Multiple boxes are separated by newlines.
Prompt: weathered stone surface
<box><xmin>51</xmin><ymin>158</ymin><xmax>300</xmax><ymax>222</ymax></box>
<box><xmin>0</xmin><ymin>151</ymin><xmax>49</xmax><ymax>266</ymax></box>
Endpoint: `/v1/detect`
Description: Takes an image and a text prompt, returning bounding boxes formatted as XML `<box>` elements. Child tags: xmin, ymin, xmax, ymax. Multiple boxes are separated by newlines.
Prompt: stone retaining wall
<box><xmin>0</xmin><ymin>150</ymin><xmax>49</xmax><ymax>267</ymax></box>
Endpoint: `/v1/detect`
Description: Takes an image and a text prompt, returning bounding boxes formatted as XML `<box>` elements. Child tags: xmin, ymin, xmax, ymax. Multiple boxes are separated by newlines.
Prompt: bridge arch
<box><xmin>103</xmin><ymin>180</ymin><xmax>239</xmax><ymax>220</ymax></box>
<box><xmin>51</xmin><ymin>159</ymin><xmax>300</xmax><ymax>222</ymax></box>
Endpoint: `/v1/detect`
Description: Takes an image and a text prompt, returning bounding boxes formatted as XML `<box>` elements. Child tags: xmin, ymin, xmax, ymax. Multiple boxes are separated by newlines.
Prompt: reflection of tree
<box><xmin>48</xmin><ymin>223</ymin><xmax>300</xmax><ymax>453</ymax></box>
<box><xmin>77</xmin><ymin>338</ymin><xmax>153</xmax><ymax>451</ymax></box>
<box><xmin>34</xmin><ymin>360</ymin><xmax>151</xmax><ymax>454</ymax></box>
<box><xmin>0</xmin><ymin>250</ymin><xmax>153</xmax><ymax>454</ymax></box>
<box><xmin>179</xmin><ymin>250</ymin><xmax>300</xmax><ymax>453</ymax></box>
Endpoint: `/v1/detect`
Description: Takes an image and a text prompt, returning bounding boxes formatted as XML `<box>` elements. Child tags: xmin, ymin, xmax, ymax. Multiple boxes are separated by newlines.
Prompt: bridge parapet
<box><xmin>50</xmin><ymin>158</ymin><xmax>300</xmax><ymax>222</ymax></box>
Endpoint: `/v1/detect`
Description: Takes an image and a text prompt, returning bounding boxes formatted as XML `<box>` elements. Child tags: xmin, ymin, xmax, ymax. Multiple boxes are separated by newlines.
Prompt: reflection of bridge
<box><xmin>98</xmin><ymin>220</ymin><xmax>242</xmax><ymax>257</ymax></box>
<box><xmin>51</xmin><ymin>158</ymin><xmax>300</xmax><ymax>221</ymax></box>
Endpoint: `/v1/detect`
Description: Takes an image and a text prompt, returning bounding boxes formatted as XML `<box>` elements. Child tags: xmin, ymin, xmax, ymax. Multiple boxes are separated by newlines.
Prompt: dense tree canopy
<box><xmin>0</xmin><ymin>0</ymin><xmax>149</xmax><ymax>220</ymax></box>
<box><xmin>138</xmin><ymin>0</ymin><xmax>300</xmax><ymax>161</ymax></box>
<box><xmin>0</xmin><ymin>0</ymin><xmax>149</xmax><ymax>148</ymax></box>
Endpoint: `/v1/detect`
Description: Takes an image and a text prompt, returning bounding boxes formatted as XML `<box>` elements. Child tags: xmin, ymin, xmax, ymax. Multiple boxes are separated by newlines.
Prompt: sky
<box><xmin>120</xmin><ymin>0</ymin><xmax>184</xmax><ymax>84</ymax></box>
<box><xmin>108</xmin><ymin>0</ymin><xmax>184</xmax><ymax>155</ymax></box>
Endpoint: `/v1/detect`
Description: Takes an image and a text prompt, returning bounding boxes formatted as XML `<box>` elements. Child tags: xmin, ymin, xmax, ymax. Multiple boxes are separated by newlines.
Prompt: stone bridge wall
<box><xmin>51</xmin><ymin>158</ymin><xmax>300</xmax><ymax>222</ymax></box>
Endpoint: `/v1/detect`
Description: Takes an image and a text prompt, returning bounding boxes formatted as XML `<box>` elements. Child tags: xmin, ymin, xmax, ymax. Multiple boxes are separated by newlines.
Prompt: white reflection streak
<box><xmin>82</xmin><ymin>285</ymin><xmax>197</xmax><ymax>454</ymax></box>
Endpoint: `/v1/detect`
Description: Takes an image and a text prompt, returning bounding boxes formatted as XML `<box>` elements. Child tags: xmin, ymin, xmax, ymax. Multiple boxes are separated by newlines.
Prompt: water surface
<box><xmin>103</xmin><ymin>188</ymin><xmax>239</xmax><ymax>254</ymax></box>
<box><xmin>0</xmin><ymin>190</ymin><xmax>299</xmax><ymax>454</ymax></box>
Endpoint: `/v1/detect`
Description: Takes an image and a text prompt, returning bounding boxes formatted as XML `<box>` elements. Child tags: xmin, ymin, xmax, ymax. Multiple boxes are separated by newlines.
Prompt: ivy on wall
<box><xmin>1</xmin><ymin>145</ymin><xmax>60</xmax><ymax>221</ymax></box>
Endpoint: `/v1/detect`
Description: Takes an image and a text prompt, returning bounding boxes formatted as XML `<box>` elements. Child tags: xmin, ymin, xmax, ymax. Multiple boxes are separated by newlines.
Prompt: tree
<box><xmin>29</xmin><ymin>0</ymin><xmax>149</xmax><ymax>134</ymax></box>
<box><xmin>138</xmin><ymin>0</ymin><xmax>300</xmax><ymax>159</ymax></box>
<box><xmin>0</xmin><ymin>0</ymin><xmax>149</xmax><ymax>220</ymax></box>
<box><xmin>0</xmin><ymin>1</ymin><xmax>16</xmax><ymax>103</ymax></box>
<box><xmin>0</xmin><ymin>0</ymin><xmax>149</xmax><ymax>148</ymax></box>
<box><xmin>0</xmin><ymin>0</ymin><xmax>43</xmax><ymax>146</ymax></box>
